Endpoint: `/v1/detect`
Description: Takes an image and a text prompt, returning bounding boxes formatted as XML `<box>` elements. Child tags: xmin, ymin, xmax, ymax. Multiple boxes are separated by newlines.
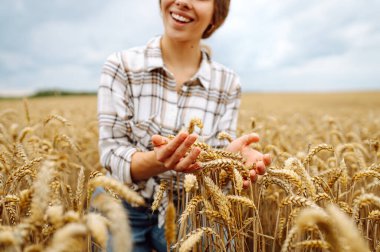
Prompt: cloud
<box><xmin>206</xmin><ymin>0</ymin><xmax>380</xmax><ymax>91</ymax></box>
<box><xmin>0</xmin><ymin>1</ymin><xmax>162</xmax><ymax>93</ymax></box>
<box><xmin>0</xmin><ymin>0</ymin><xmax>379</xmax><ymax>94</ymax></box>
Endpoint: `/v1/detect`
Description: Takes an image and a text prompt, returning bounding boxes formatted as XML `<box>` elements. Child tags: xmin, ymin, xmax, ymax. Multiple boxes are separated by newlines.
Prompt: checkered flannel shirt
<box><xmin>97</xmin><ymin>36</ymin><xmax>241</xmax><ymax>227</ymax></box>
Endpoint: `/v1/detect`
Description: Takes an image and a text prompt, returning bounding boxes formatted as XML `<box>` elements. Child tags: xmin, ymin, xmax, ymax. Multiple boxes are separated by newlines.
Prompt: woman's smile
<box><xmin>170</xmin><ymin>11</ymin><xmax>193</xmax><ymax>24</ymax></box>
<box><xmin>161</xmin><ymin>0</ymin><xmax>214</xmax><ymax>42</ymax></box>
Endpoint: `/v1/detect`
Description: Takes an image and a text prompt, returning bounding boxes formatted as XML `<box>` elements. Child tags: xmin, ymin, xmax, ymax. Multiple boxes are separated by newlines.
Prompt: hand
<box><xmin>226</xmin><ymin>133</ymin><xmax>271</xmax><ymax>187</ymax></box>
<box><xmin>151</xmin><ymin>132</ymin><xmax>201</xmax><ymax>173</ymax></box>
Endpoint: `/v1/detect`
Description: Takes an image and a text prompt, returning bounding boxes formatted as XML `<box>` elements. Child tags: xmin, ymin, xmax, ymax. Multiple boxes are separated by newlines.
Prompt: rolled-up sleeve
<box><xmin>97</xmin><ymin>53</ymin><xmax>139</xmax><ymax>187</ymax></box>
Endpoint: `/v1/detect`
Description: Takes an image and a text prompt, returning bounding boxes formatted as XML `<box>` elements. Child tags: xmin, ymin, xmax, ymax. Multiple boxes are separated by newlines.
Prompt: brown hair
<box><xmin>160</xmin><ymin>0</ymin><xmax>231</xmax><ymax>39</ymax></box>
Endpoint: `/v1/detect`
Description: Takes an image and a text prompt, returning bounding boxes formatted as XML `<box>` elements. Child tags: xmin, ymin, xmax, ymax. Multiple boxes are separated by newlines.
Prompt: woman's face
<box><xmin>161</xmin><ymin>0</ymin><xmax>214</xmax><ymax>43</ymax></box>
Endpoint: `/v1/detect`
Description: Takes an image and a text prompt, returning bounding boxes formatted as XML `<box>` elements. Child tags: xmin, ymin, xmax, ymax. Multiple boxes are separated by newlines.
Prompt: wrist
<box><xmin>130</xmin><ymin>151</ymin><xmax>169</xmax><ymax>182</ymax></box>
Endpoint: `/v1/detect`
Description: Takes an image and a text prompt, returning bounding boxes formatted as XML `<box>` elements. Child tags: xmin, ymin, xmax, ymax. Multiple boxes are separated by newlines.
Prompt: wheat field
<box><xmin>0</xmin><ymin>92</ymin><xmax>379</xmax><ymax>252</ymax></box>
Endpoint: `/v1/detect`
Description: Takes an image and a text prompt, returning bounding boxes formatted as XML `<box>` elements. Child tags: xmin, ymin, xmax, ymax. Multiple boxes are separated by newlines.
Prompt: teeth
<box><xmin>171</xmin><ymin>13</ymin><xmax>191</xmax><ymax>23</ymax></box>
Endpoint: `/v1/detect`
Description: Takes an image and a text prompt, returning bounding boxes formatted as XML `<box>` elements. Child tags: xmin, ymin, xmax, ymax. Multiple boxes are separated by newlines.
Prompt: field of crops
<box><xmin>0</xmin><ymin>92</ymin><xmax>379</xmax><ymax>251</ymax></box>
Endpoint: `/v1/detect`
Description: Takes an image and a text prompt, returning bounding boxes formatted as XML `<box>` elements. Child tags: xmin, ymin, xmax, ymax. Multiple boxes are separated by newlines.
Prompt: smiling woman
<box><xmin>96</xmin><ymin>0</ymin><xmax>270</xmax><ymax>251</ymax></box>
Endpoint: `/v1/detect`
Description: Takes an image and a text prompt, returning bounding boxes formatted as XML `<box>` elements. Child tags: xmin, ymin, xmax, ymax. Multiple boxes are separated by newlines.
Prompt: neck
<box><xmin>161</xmin><ymin>35</ymin><xmax>202</xmax><ymax>70</ymax></box>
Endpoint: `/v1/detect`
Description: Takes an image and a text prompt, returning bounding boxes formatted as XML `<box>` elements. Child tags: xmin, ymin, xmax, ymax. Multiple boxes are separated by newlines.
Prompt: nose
<box><xmin>175</xmin><ymin>0</ymin><xmax>190</xmax><ymax>8</ymax></box>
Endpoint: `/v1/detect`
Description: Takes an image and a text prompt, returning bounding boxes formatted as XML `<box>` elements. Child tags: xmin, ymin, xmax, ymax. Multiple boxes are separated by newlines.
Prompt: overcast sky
<box><xmin>1</xmin><ymin>0</ymin><xmax>380</xmax><ymax>96</ymax></box>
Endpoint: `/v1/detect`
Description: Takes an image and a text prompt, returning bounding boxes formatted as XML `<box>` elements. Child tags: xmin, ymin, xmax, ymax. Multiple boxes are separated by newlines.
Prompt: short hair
<box><xmin>203</xmin><ymin>0</ymin><xmax>230</xmax><ymax>38</ymax></box>
<box><xmin>159</xmin><ymin>0</ymin><xmax>231</xmax><ymax>39</ymax></box>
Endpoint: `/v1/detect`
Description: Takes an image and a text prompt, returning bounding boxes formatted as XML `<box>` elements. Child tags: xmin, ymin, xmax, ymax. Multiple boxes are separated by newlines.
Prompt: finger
<box><xmin>166</xmin><ymin>134</ymin><xmax>198</xmax><ymax>168</ymax></box>
<box><xmin>152</xmin><ymin>135</ymin><xmax>168</xmax><ymax>147</ymax></box>
<box><xmin>173</xmin><ymin>147</ymin><xmax>201</xmax><ymax>172</ymax></box>
<box><xmin>157</xmin><ymin>132</ymin><xmax>188</xmax><ymax>161</ymax></box>
<box><xmin>250</xmin><ymin>169</ymin><xmax>258</xmax><ymax>182</ymax></box>
<box><xmin>243</xmin><ymin>180</ymin><xmax>250</xmax><ymax>189</ymax></box>
<box><xmin>241</xmin><ymin>133</ymin><xmax>260</xmax><ymax>146</ymax></box>
<box><xmin>256</xmin><ymin>161</ymin><xmax>266</xmax><ymax>175</ymax></box>
<box><xmin>263</xmin><ymin>154</ymin><xmax>271</xmax><ymax>166</ymax></box>
<box><xmin>182</xmin><ymin>162</ymin><xmax>201</xmax><ymax>173</ymax></box>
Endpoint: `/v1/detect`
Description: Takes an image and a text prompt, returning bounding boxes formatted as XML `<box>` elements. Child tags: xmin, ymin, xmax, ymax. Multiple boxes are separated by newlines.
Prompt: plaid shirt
<box><xmin>97</xmin><ymin>36</ymin><xmax>241</xmax><ymax>226</ymax></box>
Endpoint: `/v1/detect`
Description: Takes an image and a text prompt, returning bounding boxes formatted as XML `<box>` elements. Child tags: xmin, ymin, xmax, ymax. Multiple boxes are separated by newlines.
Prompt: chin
<box><xmin>165</xmin><ymin>30</ymin><xmax>200</xmax><ymax>43</ymax></box>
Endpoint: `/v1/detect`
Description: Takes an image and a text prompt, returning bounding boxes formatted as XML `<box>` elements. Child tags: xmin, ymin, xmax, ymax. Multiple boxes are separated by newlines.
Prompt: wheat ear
<box><xmin>88</xmin><ymin>176</ymin><xmax>145</xmax><ymax>206</ymax></box>
<box><xmin>28</xmin><ymin>159</ymin><xmax>54</xmax><ymax>225</ymax></box>
<box><xmin>86</xmin><ymin>213</ymin><xmax>109</xmax><ymax>249</ymax></box>
<box><xmin>326</xmin><ymin>204</ymin><xmax>370</xmax><ymax>252</ymax></box>
<box><xmin>165</xmin><ymin>201</ymin><xmax>177</xmax><ymax>245</ymax></box>
<box><xmin>91</xmin><ymin>193</ymin><xmax>132</xmax><ymax>252</ymax></box>
<box><xmin>45</xmin><ymin>223</ymin><xmax>87</xmax><ymax>252</ymax></box>
<box><xmin>152</xmin><ymin>180</ymin><xmax>168</xmax><ymax>211</ymax></box>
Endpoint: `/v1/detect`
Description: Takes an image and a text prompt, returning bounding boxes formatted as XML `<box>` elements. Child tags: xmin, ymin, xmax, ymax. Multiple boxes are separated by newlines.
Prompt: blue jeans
<box><xmin>91</xmin><ymin>187</ymin><xmax>167</xmax><ymax>252</ymax></box>
<box><xmin>122</xmin><ymin>201</ymin><xmax>167</xmax><ymax>252</ymax></box>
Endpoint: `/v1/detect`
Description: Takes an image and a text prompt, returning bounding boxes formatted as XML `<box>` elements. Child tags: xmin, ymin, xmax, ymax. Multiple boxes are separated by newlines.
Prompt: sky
<box><xmin>0</xmin><ymin>0</ymin><xmax>380</xmax><ymax>96</ymax></box>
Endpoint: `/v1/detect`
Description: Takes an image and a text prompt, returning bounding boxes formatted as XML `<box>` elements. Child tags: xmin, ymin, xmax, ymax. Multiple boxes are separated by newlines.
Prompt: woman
<box><xmin>97</xmin><ymin>0</ymin><xmax>271</xmax><ymax>251</ymax></box>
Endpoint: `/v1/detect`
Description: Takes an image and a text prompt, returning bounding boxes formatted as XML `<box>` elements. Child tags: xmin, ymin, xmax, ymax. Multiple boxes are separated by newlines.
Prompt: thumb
<box><xmin>152</xmin><ymin>135</ymin><xmax>168</xmax><ymax>147</ymax></box>
<box><xmin>241</xmin><ymin>133</ymin><xmax>260</xmax><ymax>146</ymax></box>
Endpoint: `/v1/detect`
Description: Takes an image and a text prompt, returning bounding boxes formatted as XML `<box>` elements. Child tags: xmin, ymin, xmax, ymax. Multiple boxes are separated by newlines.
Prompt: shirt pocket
<box><xmin>133</xmin><ymin>114</ymin><xmax>162</xmax><ymax>150</ymax></box>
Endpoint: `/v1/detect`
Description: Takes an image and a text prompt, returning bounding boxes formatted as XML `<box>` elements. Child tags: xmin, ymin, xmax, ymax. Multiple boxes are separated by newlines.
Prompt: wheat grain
<box><xmin>44</xmin><ymin>114</ymin><xmax>72</xmax><ymax>127</ymax></box>
<box><xmin>28</xmin><ymin>159</ymin><xmax>54</xmax><ymax>225</ymax></box>
<box><xmin>45</xmin><ymin>223</ymin><xmax>87</xmax><ymax>252</ymax></box>
<box><xmin>353</xmin><ymin>193</ymin><xmax>380</xmax><ymax>220</ymax></box>
<box><xmin>267</xmin><ymin>169</ymin><xmax>303</xmax><ymax>191</ymax></box>
<box><xmin>88</xmin><ymin>176</ymin><xmax>145</xmax><ymax>206</ymax></box>
<box><xmin>152</xmin><ymin>180</ymin><xmax>168</xmax><ymax>211</ymax></box>
<box><xmin>183</xmin><ymin>174</ymin><xmax>198</xmax><ymax>193</ymax></box>
<box><xmin>326</xmin><ymin>204</ymin><xmax>371</xmax><ymax>252</ymax></box>
<box><xmin>293</xmin><ymin>240</ymin><xmax>331</xmax><ymax>249</ymax></box>
<box><xmin>233</xmin><ymin>168</ymin><xmax>243</xmax><ymax>193</ymax></box>
<box><xmin>86</xmin><ymin>213</ymin><xmax>109</xmax><ymax>249</ymax></box>
<box><xmin>281</xmin><ymin>195</ymin><xmax>319</xmax><ymax>209</ymax></box>
<box><xmin>165</xmin><ymin>201</ymin><xmax>177</xmax><ymax>245</ymax></box>
<box><xmin>303</xmin><ymin>144</ymin><xmax>334</xmax><ymax>166</ymax></box>
<box><xmin>284</xmin><ymin>157</ymin><xmax>316</xmax><ymax>197</ymax></box>
<box><xmin>204</xmin><ymin>176</ymin><xmax>231</xmax><ymax>221</ymax></box>
<box><xmin>179</xmin><ymin>195</ymin><xmax>203</xmax><ymax>224</ymax></box>
<box><xmin>91</xmin><ymin>193</ymin><xmax>132</xmax><ymax>252</ymax></box>
<box><xmin>188</xmin><ymin>117</ymin><xmax>203</xmax><ymax>134</ymax></box>
<box><xmin>74</xmin><ymin>166</ymin><xmax>85</xmax><ymax>212</ymax></box>
<box><xmin>217</xmin><ymin>131</ymin><xmax>233</xmax><ymax>143</ymax></box>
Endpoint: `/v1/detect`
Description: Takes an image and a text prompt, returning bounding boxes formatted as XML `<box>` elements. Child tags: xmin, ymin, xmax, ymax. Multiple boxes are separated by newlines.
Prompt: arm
<box><xmin>98</xmin><ymin>53</ymin><xmax>201</xmax><ymax>185</ymax></box>
<box><xmin>98</xmin><ymin>53</ymin><xmax>142</xmax><ymax>186</ymax></box>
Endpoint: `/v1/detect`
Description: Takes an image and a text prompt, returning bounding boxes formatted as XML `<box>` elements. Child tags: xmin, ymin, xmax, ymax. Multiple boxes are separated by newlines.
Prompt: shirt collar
<box><xmin>145</xmin><ymin>36</ymin><xmax>211</xmax><ymax>90</ymax></box>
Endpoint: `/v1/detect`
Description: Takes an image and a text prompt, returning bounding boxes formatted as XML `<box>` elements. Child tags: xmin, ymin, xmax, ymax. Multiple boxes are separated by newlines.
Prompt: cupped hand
<box><xmin>226</xmin><ymin>133</ymin><xmax>271</xmax><ymax>187</ymax></box>
<box><xmin>151</xmin><ymin>132</ymin><xmax>201</xmax><ymax>173</ymax></box>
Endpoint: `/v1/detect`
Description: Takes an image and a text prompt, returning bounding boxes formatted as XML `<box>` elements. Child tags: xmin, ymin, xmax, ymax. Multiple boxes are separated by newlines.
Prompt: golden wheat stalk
<box><xmin>173</xmin><ymin>227</ymin><xmax>225</xmax><ymax>252</ymax></box>
<box><xmin>303</xmin><ymin>144</ymin><xmax>334</xmax><ymax>166</ymax></box>
<box><xmin>152</xmin><ymin>180</ymin><xmax>168</xmax><ymax>211</ymax></box>
<box><xmin>165</xmin><ymin>201</ymin><xmax>177</xmax><ymax>245</ymax></box>
<box><xmin>44</xmin><ymin>223</ymin><xmax>87</xmax><ymax>252</ymax></box>
<box><xmin>326</xmin><ymin>204</ymin><xmax>371</xmax><ymax>252</ymax></box>
<box><xmin>28</xmin><ymin>159</ymin><xmax>54</xmax><ymax>225</ymax></box>
<box><xmin>86</xmin><ymin>213</ymin><xmax>109</xmax><ymax>249</ymax></box>
<box><xmin>281</xmin><ymin>195</ymin><xmax>319</xmax><ymax>209</ymax></box>
<box><xmin>204</xmin><ymin>176</ymin><xmax>231</xmax><ymax>221</ymax></box>
<box><xmin>74</xmin><ymin>166</ymin><xmax>85</xmax><ymax>213</ymax></box>
<box><xmin>353</xmin><ymin>193</ymin><xmax>380</xmax><ymax>220</ymax></box>
<box><xmin>91</xmin><ymin>193</ymin><xmax>132</xmax><ymax>252</ymax></box>
<box><xmin>44</xmin><ymin>114</ymin><xmax>72</xmax><ymax>127</ymax></box>
<box><xmin>217</xmin><ymin>131</ymin><xmax>234</xmax><ymax>143</ymax></box>
<box><xmin>293</xmin><ymin>240</ymin><xmax>331</xmax><ymax>249</ymax></box>
<box><xmin>267</xmin><ymin>169</ymin><xmax>303</xmax><ymax>191</ymax></box>
<box><xmin>88</xmin><ymin>176</ymin><xmax>145</xmax><ymax>206</ymax></box>
<box><xmin>284</xmin><ymin>157</ymin><xmax>316</xmax><ymax>197</ymax></box>
<box><xmin>178</xmin><ymin>195</ymin><xmax>203</xmax><ymax>225</ymax></box>
<box><xmin>188</xmin><ymin>117</ymin><xmax>203</xmax><ymax>134</ymax></box>
<box><xmin>183</xmin><ymin>174</ymin><xmax>198</xmax><ymax>193</ymax></box>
